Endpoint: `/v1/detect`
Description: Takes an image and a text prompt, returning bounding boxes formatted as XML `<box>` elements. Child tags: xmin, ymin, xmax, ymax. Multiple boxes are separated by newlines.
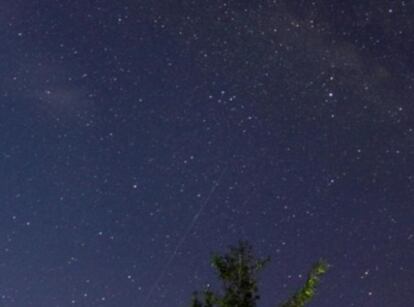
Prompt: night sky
<box><xmin>1</xmin><ymin>1</ymin><xmax>413</xmax><ymax>306</ymax></box>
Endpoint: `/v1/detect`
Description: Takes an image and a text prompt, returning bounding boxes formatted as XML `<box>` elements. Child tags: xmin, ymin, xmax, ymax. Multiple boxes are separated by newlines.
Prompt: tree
<box><xmin>280</xmin><ymin>260</ymin><xmax>328</xmax><ymax>307</ymax></box>
<box><xmin>190</xmin><ymin>241</ymin><xmax>328</xmax><ymax>307</ymax></box>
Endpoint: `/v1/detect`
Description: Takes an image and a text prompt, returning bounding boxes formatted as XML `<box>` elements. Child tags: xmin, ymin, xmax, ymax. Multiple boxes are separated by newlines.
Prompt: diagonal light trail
<box><xmin>143</xmin><ymin>166</ymin><xmax>228</xmax><ymax>305</ymax></box>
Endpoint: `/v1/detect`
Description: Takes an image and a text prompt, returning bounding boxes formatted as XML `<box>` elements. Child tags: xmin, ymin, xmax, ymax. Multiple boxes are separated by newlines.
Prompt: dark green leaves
<box><xmin>190</xmin><ymin>241</ymin><xmax>328</xmax><ymax>307</ymax></box>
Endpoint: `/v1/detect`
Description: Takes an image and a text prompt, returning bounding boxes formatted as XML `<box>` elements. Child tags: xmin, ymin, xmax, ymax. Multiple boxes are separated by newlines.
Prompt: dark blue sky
<box><xmin>1</xmin><ymin>1</ymin><xmax>413</xmax><ymax>306</ymax></box>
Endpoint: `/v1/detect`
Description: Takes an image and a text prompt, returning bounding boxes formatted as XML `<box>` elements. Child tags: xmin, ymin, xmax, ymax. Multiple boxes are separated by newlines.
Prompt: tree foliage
<box><xmin>280</xmin><ymin>260</ymin><xmax>328</xmax><ymax>307</ymax></box>
<box><xmin>190</xmin><ymin>241</ymin><xmax>328</xmax><ymax>307</ymax></box>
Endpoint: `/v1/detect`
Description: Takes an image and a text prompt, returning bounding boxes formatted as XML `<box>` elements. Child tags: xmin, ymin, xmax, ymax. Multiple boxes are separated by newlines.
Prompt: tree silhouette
<box><xmin>190</xmin><ymin>241</ymin><xmax>328</xmax><ymax>307</ymax></box>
